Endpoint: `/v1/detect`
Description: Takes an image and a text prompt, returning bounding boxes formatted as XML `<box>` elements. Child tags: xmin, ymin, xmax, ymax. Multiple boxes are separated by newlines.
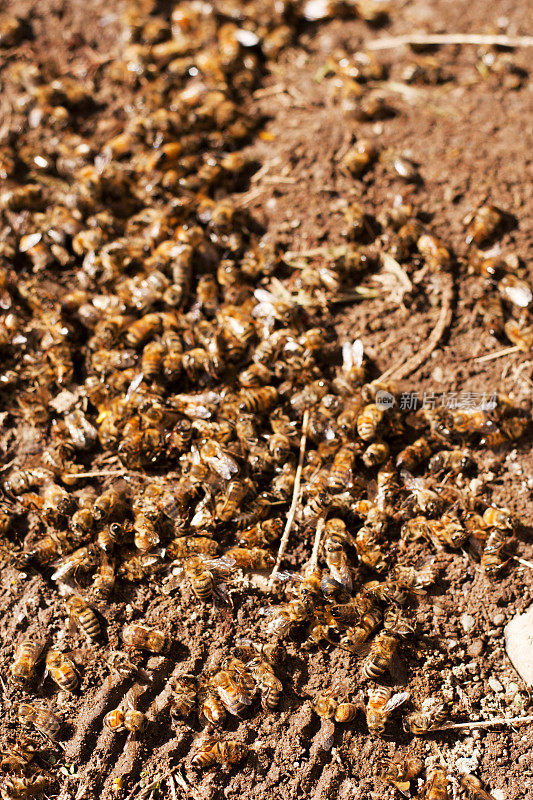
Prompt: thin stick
<box><xmin>310</xmin><ymin>516</ymin><xmax>326</xmax><ymax>572</ymax></box>
<box><xmin>475</xmin><ymin>345</ymin><xmax>521</xmax><ymax>363</ymax></box>
<box><xmin>427</xmin><ymin>714</ymin><xmax>533</xmax><ymax>732</ymax></box>
<box><xmin>366</xmin><ymin>33</ymin><xmax>533</xmax><ymax>51</ymax></box>
<box><xmin>514</xmin><ymin>556</ymin><xmax>533</xmax><ymax>569</ymax></box>
<box><xmin>269</xmin><ymin>409</ymin><xmax>310</xmax><ymax>589</ymax></box>
<box><xmin>63</xmin><ymin>470</ymin><xmax>131</xmax><ymax>479</ymax></box>
<box><xmin>169</xmin><ymin>774</ymin><xmax>178</xmax><ymax>800</ymax></box>
<box><xmin>378</xmin><ymin>274</ymin><xmax>454</xmax><ymax>382</ymax></box>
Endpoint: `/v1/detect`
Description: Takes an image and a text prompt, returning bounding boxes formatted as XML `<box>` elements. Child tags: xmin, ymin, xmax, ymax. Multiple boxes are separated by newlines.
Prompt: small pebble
<box><xmin>493</xmin><ymin>613</ymin><xmax>506</xmax><ymax>626</ymax></box>
<box><xmin>461</xmin><ymin>613</ymin><xmax>476</xmax><ymax>632</ymax></box>
<box><xmin>467</xmin><ymin>639</ymin><xmax>484</xmax><ymax>658</ymax></box>
<box><xmin>488</xmin><ymin>676</ymin><xmax>504</xmax><ymax>693</ymax></box>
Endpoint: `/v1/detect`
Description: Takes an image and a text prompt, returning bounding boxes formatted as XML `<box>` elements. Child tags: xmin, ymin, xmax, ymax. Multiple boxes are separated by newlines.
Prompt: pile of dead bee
<box><xmin>0</xmin><ymin>0</ymin><xmax>530</xmax><ymax>797</ymax></box>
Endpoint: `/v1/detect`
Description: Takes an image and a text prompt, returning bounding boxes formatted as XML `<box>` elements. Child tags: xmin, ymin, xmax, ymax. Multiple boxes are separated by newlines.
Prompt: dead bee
<box><xmin>361</xmin><ymin>614</ymin><xmax>413</xmax><ymax>680</ymax></box>
<box><xmin>170</xmin><ymin>675</ymin><xmax>197</xmax><ymax>720</ymax></box>
<box><xmin>417</xmin><ymin>233</ymin><xmax>451</xmax><ymax>269</ymax></box>
<box><xmin>4</xmin><ymin>468</ymin><xmax>54</xmax><ymax>496</ymax></box>
<box><xmin>404</xmin><ymin>698</ymin><xmax>449</xmax><ymax>734</ymax></box>
<box><xmin>191</xmin><ymin>736</ymin><xmax>248</xmax><ymax>769</ymax></box>
<box><xmin>18</xmin><ymin>704</ymin><xmax>62</xmax><ymax>740</ymax></box>
<box><xmin>481</xmin><ymin>528</ymin><xmax>510</xmax><ymax>576</ymax></box>
<box><xmin>238</xmin><ymin>642</ymin><xmax>283</xmax><ymax>710</ymax></box>
<box><xmin>51</xmin><ymin>546</ymin><xmax>96</xmax><ymax>583</ymax></box>
<box><xmin>364</xmin><ymin>686</ymin><xmax>410</xmax><ymax>734</ymax></box>
<box><xmin>342</xmin><ymin>141</ymin><xmax>378</xmax><ymax>176</ymax></box>
<box><xmin>376</xmin><ymin>753</ymin><xmax>423</xmax><ymax>793</ymax></box>
<box><xmin>396</xmin><ymin>437</ymin><xmax>432</xmax><ymax>471</ymax></box>
<box><xmin>312</xmin><ymin>681</ymin><xmax>359</xmax><ymax>750</ymax></box>
<box><xmin>104</xmin><ymin>650</ymin><xmax>152</xmax><ymax>682</ymax></box>
<box><xmin>459</xmin><ymin>774</ymin><xmax>496</xmax><ymax>800</ymax></box>
<box><xmin>504</xmin><ymin>318</ymin><xmax>533</xmax><ymax>351</ymax></box>
<box><xmin>198</xmin><ymin>680</ymin><xmax>227</xmax><ymax>727</ymax></box>
<box><xmin>428</xmin><ymin>449</ymin><xmax>476</xmax><ymax>475</ymax></box>
<box><xmin>10</xmin><ymin>640</ymin><xmax>45</xmax><ymax>683</ymax></box>
<box><xmin>44</xmin><ymin>649</ymin><xmax>79</xmax><ymax>692</ymax></box>
<box><xmin>65</xmin><ymin>595</ymin><xmax>101</xmax><ymax>641</ymax></box>
<box><xmin>104</xmin><ymin>686</ymin><xmax>146</xmax><ymax>738</ymax></box>
<box><xmin>422</xmin><ymin>768</ymin><xmax>449</xmax><ymax>800</ymax></box>
<box><xmin>224</xmin><ymin>547</ymin><xmax>274</xmax><ymax>571</ymax></box>
<box><xmin>210</xmin><ymin>659</ymin><xmax>254</xmax><ymax>716</ymax></box>
<box><xmin>183</xmin><ymin>554</ymin><xmax>234</xmax><ymax>603</ymax></box>
<box><xmin>357</xmin><ymin>404</ymin><xmax>383</xmax><ymax>442</ymax></box>
<box><xmin>466</xmin><ymin>204</ymin><xmax>504</xmax><ymax>246</ymax></box>
<box><xmin>329</xmin><ymin>444</ymin><xmax>360</xmax><ymax>492</ymax></box>
<box><xmin>322</xmin><ymin>519</ymin><xmax>353</xmax><ymax>591</ymax></box>
<box><xmin>121</xmin><ymin>624</ymin><xmax>167</xmax><ymax>654</ymax></box>
<box><xmin>91</xmin><ymin>555</ymin><xmax>116</xmax><ymax>601</ymax></box>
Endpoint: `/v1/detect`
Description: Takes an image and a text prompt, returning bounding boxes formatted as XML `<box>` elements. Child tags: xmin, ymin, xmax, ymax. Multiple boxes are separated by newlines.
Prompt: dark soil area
<box><xmin>0</xmin><ymin>1</ymin><xmax>531</xmax><ymax>800</ymax></box>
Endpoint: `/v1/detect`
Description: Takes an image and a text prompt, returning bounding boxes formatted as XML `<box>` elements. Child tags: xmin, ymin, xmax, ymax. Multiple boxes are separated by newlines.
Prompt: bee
<box><xmin>51</xmin><ymin>546</ymin><xmax>96</xmax><ymax>582</ymax></box>
<box><xmin>240</xmin><ymin>643</ymin><xmax>283</xmax><ymax>710</ymax></box>
<box><xmin>19</xmin><ymin>531</ymin><xmax>68</xmax><ymax>567</ymax></box>
<box><xmin>404</xmin><ymin>699</ymin><xmax>449</xmax><ymax>733</ymax></box>
<box><xmin>497</xmin><ymin>274</ymin><xmax>532</xmax><ymax>309</ymax></box>
<box><xmin>45</xmin><ymin>649</ymin><xmax>79</xmax><ymax>691</ymax></box>
<box><xmin>64</xmin><ymin>410</ymin><xmax>98</xmax><ymax>451</ymax></box>
<box><xmin>401</xmin><ymin>471</ymin><xmax>444</xmax><ymax>516</ymax></box>
<box><xmin>191</xmin><ymin>736</ymin><xmax>248</xmax><ymax>769</ymax></box>
<box><xmin>396</xmin><ymin>437</ymin><xmax>432</xmax><ymax>470</ymax></box>
<box><xmin>428</xmin><ymin>449</ymin><xmax>476</xmax><ymax>475</ymax></box>
<box><xmin>504</xmin><ymin>318</ymin><xmax>533</xmax><ymax>351</ymax></box>
<box><xmin>65</xmin><ymin>595</ymin><xmax>101</xmax><ymax>641</ymax></box>
<box><xmin>216</xmin><ymin>479</ymin><xmax>254</xmax><ymax>521</ymax></box>
<box><xmin>481</xmin><ymin>529</ymin><xmax>510</xmax><ymax>576</ymax></box>
<box><xmin>183</xmin><ymin>555</ymin><xmax>234</xmax><ymax>603</ymax></box>
<box><xmin>323</xmin><ymin>522</ymin><xmax>353</xmax><ymax>591</ymax></box>
<box><xmin>70</xmin><ymin>508</ymin><xmax>95</xmax><ymax>539</ymax></box>
<box><xmin>482</xmin><ymin>506</ymin><xmax>514</xmax><ymax>529</ymax></box>
<box><xmin>1</xmin><ymin>775</ymin><xmax>50</xmax><ymax>797</ymax></box>
<box><xmin>125</xmin><ymin>312</ymin><xmax>163</xmax><ymax>348</ymax></box>
<box><xmin>362</xmin><ymin>441</ymin><xmax>390</xmax><ymax>467</ymax></box>
<box><xmin>41</xmin><ymin>483</ymin><xmax>76</xmax><ymax>520</ymax></box>
<box><xmin>104</xmin><ymin>686</ymin><xmax>146</xmax><ymax>737</ymax></box>
<box><xmin>237</xmin><ymin>519</ymin><xmax>284</xmax><ymax>548</ymax></box>
<box><xmin>364</xmin><ymin>687</ymin><xmax>410</xmax><ymax>734</ymax></box>
<box><xmin>133</xmin><ymin>513</ymin><xmax>160</xmax><ymax>552</ymax></box>
<box><xmin>92</xmin><ymin>555</ymin><xmax>116</xmax><ymax>600</ymax></box>
<box><xmin>355</xmin><ymin>521</ymin><xmax>388</xmax><ymax>573</ymax></box>
<box><xmin>417</xmin><ymin>234</ymin><xmax>451</xmax><ymax>269</ymax></box>
<box><xmin>422</xmin><ymin>768</ymin><xmax>449</xmax><ymax>800</ymax></box>
<box><xmin>211</xmin><ymin>659</ymin><xmax>254</xmax><ymax>716</ymax></box>
<box><xmin>104</xmin><ymin>650</ymin><xmax>152</xmax><ymax>683</ymax></box>
<box><xmin>361</xmin><ymin>616</ymin><xmax>413</xmax><ymax>680</ymax></box>
<box><xmin>267</xmin><ymin>432</ymin><xmax>292</xmax><ymax>463</ymax></box>
<box><xmin>170</xmin><ymin>676</ymin><xmax>197</xmax><ymax>720</ymax></box>
<box><xmin>239</xmin><ymin>363</ymin><xmax>272</xmax><ymax>388</ymax></box>
<box><xmin>313</xmin><ymin>681</ymin><xmax>359</xmax><ymax>749</ymax></box>
<box><xmin>264</xmin><ymin>596</ymin><xmax>314</xmax><ymax>637</ymax></box>
<box><xmin>4</xmin><ymin>468</ymin><xmax>53</xmax><ymax>496</ymax></box>
<box><xmin>224</xmin><ymin>547</ymin><xmax>275</xmax><ymax>571</ymax></box>
<box><xmin>357</xmin><ymin>404</ymin><xmax>383</xmax><ymax>442</ymax></box>
<box><xmin>199</xmin><ymin>440</ymin><xmax>239</xmax><ymax>481</ymax></box>
<box><xmin>121</xmin><ymin>624</ymin><xmax>167</xmax><ymax>654</ymax></box>
<box><xmin>342</xmin><ymin>141</ymin><xmax>378</xmax><ymax>176</ymax></box>
<box><xmin>18</xmin><ymin>703</ymin><xmax>62</xmax><ymax>740</ymax></box>
<box><xmin>377</xmin><ymin>754</ymin><xmax>423</xmax><ymax>793</ymax></box>
<box><xmin>389</xmin><ymin>562</ymin><xmax>437</xmax><ymax>593</ymax></box>
<box><xmin>238</xmin><ymin>386</ymin><xmax>278</xmax><ymax>415</ymax></box>
<box><xmin>10</xmin><ymin>640</ymin><xmax>44</xmax><ymax>683</ymax></box>
<box><xmin>198</xmin><ymin>681</ymin><xmax>227</xmax><ymax>726</ymax></box>
<box><xmin>329</xmin><ymin>444</ymin><xmax>359</xmax><ymax>491</ymax></box>
<box><xmin>466</xmin><ymin>204</ymin><xmax>504</xmax><ymax>246</ymax></box>
<box><xmin>477</xmin><ymin>295</ymin><xmax>505</xmax><ymax>336</ymax></box>
<box><xmin>459</xmin><ymin>775</ymin><xmax>496</xmax><ymax>800</ymax></box>
<box><xmin>141</xmin><ymin>341</ymin><xmax>165</xmax><ymax>381</ymax></box>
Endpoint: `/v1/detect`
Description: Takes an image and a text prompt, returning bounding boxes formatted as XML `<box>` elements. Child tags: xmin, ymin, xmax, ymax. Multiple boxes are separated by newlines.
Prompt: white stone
<box><xmin>505</xmin><ymin>605</ymin><xmax>533</xmax><ymax>686</ymax></box>
<box><xmin>488</xmin><ymin>677</ymin><xmax>504</xmax><ymax>693</ymax></box>
<box><xmin>460</xmin><ymin>613</ymin><xmax>476</xmax><ymax>632</ymax></box>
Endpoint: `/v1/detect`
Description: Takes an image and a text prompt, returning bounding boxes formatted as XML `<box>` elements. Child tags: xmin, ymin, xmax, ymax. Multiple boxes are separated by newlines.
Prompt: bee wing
<box><xmin>213</xmin><ymin>583</ymin><xmax>233</xmax><ymax>608</ymax></box>
<box><xmin>216</xmin><ymin>684</ymin><xmax>252</xmax><ymax>711</ymax></box>
<box><xmin>383</xmin><ymin>691</ymin><xmax>410</xmax><ymax>714</ymax></box>
<box><xmin>400</xmin><ymin>469</ymin><xmax>422</xmax><ymax>490</ymax></box>
<box><xmin>206</xmin><ymin>451</ymin><xmax>239</xmax><ymax>481</ymax></box>
<box><xmin>317</xmin><ymin>719</ymin><xmax>336</xmax><ymax>751</ymax></box>
<box><xmin>332</xmin><ymin>563</ymin><xmax>353</xmax><ymax>593</ymax></box>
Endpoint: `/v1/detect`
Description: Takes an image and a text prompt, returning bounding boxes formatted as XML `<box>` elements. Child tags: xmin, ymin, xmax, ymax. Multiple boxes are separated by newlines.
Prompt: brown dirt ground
<box><xmin>0</xmin><ymin>1</ymin><xmax>532</xmax><ymax>799</ymax></box>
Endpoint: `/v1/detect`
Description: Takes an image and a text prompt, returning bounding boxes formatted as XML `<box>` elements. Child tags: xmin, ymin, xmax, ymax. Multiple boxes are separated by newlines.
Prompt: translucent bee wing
<box><xmin>383</xmin><ymin>691</ymin><xmax>410</xmax><ymax>714</ymax></box>
<box><xmin>317</xmin><ymin>718</ymin><xmax>336</xmax><ymax>751</ymax></box>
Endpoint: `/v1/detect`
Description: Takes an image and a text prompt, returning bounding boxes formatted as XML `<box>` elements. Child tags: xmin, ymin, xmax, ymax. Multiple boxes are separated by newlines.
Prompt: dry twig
<box><xmin>428</xmin><ymin>714</ymin><xmax>533</xmax><ymax>732</ymax></box>
<box><xmin>309</xmin><ymin>516</ymin><xmax>326</xmax><ymax>572</ymax></box>
<box><xmin>514</xmin><ymin>556</ymin><xmax>533</xmax><ymax>570</ymax></box>
<box><xmin>269</xmin><ymin>409</ymin><xmax>310</xmax><ymax>589</ymax></box>
<box><xmin>475</xmin><ymin>345</ymin><xmax>521</xmax><ymax>363</ymax></box>
<box><xmin>366</xmin><ymin>33</ymin><xmax>533</xmax><ymax>51</ymax></box>
<box><xmin>378</xmin><ymin>274</ymin><xmax>454</xmax><ymax>381</ymax></box>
